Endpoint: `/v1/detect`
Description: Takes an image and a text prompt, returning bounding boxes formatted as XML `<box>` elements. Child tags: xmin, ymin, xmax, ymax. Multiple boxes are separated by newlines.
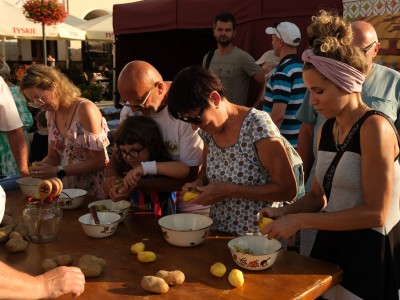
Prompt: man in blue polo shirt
<box><xmin>263</xmin><ymin>21</ymin><xmax>306</xmax><ymax>148</ymax></box>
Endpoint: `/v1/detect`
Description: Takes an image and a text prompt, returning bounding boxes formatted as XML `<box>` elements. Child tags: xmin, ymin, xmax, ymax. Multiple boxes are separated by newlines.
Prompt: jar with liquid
<box><xmin>22</xmin><ymin>200</ymin><xmax>63</xmax><ymax>243</ymax></box>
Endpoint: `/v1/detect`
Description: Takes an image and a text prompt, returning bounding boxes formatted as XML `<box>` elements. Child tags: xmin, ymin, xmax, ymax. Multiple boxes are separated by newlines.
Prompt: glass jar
<box><xmin>22</xmin><ymin>200</ymin><xmax>63</xmax><ymax>243</ymax></box>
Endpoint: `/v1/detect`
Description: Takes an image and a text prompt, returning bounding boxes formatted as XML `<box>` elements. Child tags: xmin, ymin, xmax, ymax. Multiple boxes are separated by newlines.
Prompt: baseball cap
<box><xmin>255</xmin><ymin>50</ymin><xmax>280</xmax><ymax>65</ymax></box>
<box><xmin>266</xmin><ymin>22</ymin><xmax>301</xmax><ymax>47</ymax></box>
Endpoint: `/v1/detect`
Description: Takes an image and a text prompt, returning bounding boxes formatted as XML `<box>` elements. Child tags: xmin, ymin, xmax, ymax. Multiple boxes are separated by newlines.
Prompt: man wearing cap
<box><xmin>253</xmin><ymin>50</ymin><xmax>280</xmax><ymax>108</ymax></box>
<box><xmin>202</xmin><ymin>12</ymin><xmax>265</xmax><ymax>107</ymax></box>
<box><xmin>262</xmin><ymin>21</ymin><xmax>306</xmax><ymax>148</ymax></box>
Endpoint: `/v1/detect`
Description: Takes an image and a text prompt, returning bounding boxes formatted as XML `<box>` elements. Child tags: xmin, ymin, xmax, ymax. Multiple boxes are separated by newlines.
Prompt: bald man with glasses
<box><xmin>296</xmin><ymin>20</ymin><xmax>400</xmax><ymax>256</ymax></box>
<box><xmin>105</xmin><ymin>60</ymin><xmax>208</xmax><ymax>215</ymax></box>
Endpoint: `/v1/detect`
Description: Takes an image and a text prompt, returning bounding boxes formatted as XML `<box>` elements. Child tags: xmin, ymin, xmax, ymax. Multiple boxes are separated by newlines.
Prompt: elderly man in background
<box><xmin>106</xmin><ymin>60</ymin><xmax>208</xmax><ymax>215</ymax></box>
<box><xmin>296</xmin><ymin>20</ymin><xmax>400</xmax><ymax>256</ymax></box>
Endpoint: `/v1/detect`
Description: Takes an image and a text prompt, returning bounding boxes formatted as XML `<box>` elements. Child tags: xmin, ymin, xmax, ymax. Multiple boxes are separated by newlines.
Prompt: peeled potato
<box><xmin>228</xmin><ymin>269</ymin><xmax>244</xmax><ymax>287</ymax></box>
<box><xmin>182</xmin><ymin>190</ymin><xmax>200</xmax><ymax>202</ymax></box>
<box><xmin>259</xmin><ymin>217</ymin><xmax>273</xmax><ymax>228</ymax></box>
<box><xmin>131</xmin><ymin>242</ymin><xmax>145</xmax><ymax>254</ymax></box>
<box><xmin>210</xmin><ymin>262</ymin><xmax>226</xmax><ymax>277</ymax></box>
<box><xmin>137</xmin><ymin>251</ymin><xmax>156</xmax><ymax>263</ymax></box>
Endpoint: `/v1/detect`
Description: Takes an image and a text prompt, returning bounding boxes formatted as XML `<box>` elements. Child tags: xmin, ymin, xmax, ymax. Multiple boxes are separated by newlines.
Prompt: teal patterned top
<box><xmin>0</xmin><ymin>86</ymin><xmax>33</xmax><ymax>175</ymax></box>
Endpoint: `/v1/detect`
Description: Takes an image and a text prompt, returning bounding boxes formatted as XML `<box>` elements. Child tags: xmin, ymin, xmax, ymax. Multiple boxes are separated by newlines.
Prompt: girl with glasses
<box><xmin>103</xmin><ymin>116</ymin><xmax>189</xmax><ymax>217</ymax></box>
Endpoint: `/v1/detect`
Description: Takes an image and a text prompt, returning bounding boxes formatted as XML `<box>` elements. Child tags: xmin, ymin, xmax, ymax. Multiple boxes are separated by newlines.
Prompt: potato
<box><xmin>13</xmin><ymin>225</ymin><xmax>29</xmax><ymax>239</ymax></box>
<box><xmin>78</xmin><ymin>254</ymin><xmax>106</xmax><ymax>278</ymax></box>
<box><xmin>259</xmin><ymin>217</ymin><xmax>273</xmax><ymax>228</ymax></box>
<box><xmin>182</xmin><ymin>190</ymin><xmax>200</xmax><ymax>202</ymax></box>
<box><xmin>137</xmin><ymin>251</ymin><xmax>156</xmax><ymax>263</ymax></box>
<box><xmin>54</xmin><ymin>255</ymin><xmax>73</xmax><ymax>266</ymax></box>
<box><xmin>210</xmin><ymin>262</ymin><xmax>226</xmax><ymax>277</ymax></box>
<box><xmin>155</xmin><ymin>270</ymin><xmax>185</xmax><ymax>285</ymax></box>
<box><xmin>141</xmin><ymin>276</ymin><xmax>169</xmax><ymax>294</ymax></box>
<box><xmin>228</xmin><ymin>269</ymin><xmax>244</xmax><ymax>287</ymax></box>
<box><xmin>0</xmin><ymin>224</ymin><xmax>16</xmax><ymax>243</ymax></box>
<box><xmin>131</xmin><ymin>242</ymin><xmax>145</xmax><ymax>254</ymax></box>
<box><xmin>41</xmin><ymin>258</ymin><xmax>58</xmax><ymax>272</ymax></box>
<box><xmin>5</xmin><ymin>235</ymin><xmax>28</xmax><ymax>253</ymax></box>
<box><xmin>0</xmin><ymin>214</ymin><xmax>16</xmax><ymax>226</ymax></box>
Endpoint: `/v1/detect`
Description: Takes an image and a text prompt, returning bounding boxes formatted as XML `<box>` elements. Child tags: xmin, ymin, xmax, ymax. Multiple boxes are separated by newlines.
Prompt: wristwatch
<box><xmin>56</xmin><ymin>165</ymin><xmax>66</xmax><ymax>179</ymax></box>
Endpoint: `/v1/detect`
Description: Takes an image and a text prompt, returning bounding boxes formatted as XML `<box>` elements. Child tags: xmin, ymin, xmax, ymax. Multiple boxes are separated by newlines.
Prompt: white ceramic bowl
<box><xmin>58</xmin><ymin>189</ymin><xmax>87</xmax><ymax>209</ymax></box>
<box><xmin>228</xmin><ymin>235</ymin><xmax>282</xmax><ymax>271</ymax></box>
<box><xmin>78</xmin><ymin>211</ymin><xmax>121</xmax><ymax>238</ymax></box>
<box><xmin>16</xmin><ymin>177</ymin><xmax>42</xmax><ymax>197</ymax></box>
<box><xmin>158</xmin><ymin>213</ymin><xmax>213</xmax><ymax>247</ymax></box>
<box><xmin>88</xmin><ymin>199</ymin><xmax>131</xmax><ymax>221</ymax></box>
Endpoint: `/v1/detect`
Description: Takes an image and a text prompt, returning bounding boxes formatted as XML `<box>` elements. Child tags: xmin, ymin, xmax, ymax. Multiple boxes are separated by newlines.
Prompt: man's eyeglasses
<box><xmin>116</xmin><ymin>146</ymin><xmax>145</xmax><ymax>159</ymax></box>
<box><xmin>360</xmin><ymin>41</ymin><xmax>377</xmax><ymax>54</ymax></box>
<box><xmin>177</xmin><ymin>107</ymin><xmax>205</xmax><ymax>125</ymax></box>
<box><xmin>119</xmin><ymin>81</ymin><xmax>159</xmax><ymax>111</ymax></box>
<box><xmin>27</xmin><ymin>94</ymin><xmax>45</xmax><ymax>109</ymax></box>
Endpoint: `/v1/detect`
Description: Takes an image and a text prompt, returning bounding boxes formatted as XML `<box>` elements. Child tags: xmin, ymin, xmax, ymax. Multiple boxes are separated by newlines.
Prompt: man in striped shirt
<box><xmin>262</xmin><ymin>22</ymin><xmax>306</xmax><ymax>148</ymax></box>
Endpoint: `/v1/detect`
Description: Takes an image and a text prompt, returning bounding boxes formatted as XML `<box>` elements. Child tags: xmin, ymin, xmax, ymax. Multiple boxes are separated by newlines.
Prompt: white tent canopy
<box><xmin>0</xmin><ymin>0</ymin><xmax>86</xmax><ymax>40</ymax></box>
<box><xmin>76</xmin><ymin>14</ymin><xmax>113</xmax><ymax>42</ymax></box>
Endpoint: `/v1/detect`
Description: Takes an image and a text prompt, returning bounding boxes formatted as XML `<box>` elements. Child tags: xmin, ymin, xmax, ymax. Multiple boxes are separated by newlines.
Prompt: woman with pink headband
<box><xmin>259</xmin><ymin>10</ymin><xmax>400</xmax><ymax>300</ymax></box>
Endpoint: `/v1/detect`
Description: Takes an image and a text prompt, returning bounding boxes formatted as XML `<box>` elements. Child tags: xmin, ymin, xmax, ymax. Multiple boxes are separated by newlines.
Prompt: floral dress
<box><xmin>47</xmin><ymin>100</ymin><xmax>109</xmax><ymax>199</ymax></box>
<box><xmin>0</xmin><ymin>86</ymin><xmax>33</xmax><ymax>175</ymax></box>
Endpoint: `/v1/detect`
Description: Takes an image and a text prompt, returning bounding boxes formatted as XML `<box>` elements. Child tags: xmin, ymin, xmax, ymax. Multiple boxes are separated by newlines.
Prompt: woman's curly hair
<box><xmin>20</xmin><ymin>64</ymin><xmax>81</xmax><ymax>107</ymax></box>
<box><xmin>306</xmin><ymin>10</ymin><xmax>368</xmax><ymax>74</ymax></box>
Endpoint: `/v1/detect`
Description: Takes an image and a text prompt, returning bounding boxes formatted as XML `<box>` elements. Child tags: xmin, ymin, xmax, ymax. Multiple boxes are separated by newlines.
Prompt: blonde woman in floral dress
<box><xmin>20</xmin><ymin>64</ymin><xmax>109</xmax><ymax>199</ymax></box>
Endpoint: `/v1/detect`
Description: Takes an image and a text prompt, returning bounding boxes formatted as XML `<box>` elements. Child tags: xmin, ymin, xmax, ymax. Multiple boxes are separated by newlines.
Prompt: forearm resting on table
<box><xmin>0</xmin><ymin>261</ymin><xmax>44</xmax><ymax>299</ymax></box>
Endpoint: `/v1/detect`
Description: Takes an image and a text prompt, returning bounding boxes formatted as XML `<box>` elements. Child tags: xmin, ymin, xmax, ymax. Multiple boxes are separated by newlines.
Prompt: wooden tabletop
<box><xmin>0</xmin><ymin>189</ymin><xmax>342</xmax><ymax>300</ymax></box>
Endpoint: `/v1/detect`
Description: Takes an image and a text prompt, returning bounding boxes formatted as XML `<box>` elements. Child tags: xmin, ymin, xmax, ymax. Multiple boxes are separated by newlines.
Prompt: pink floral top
<box><xmin>47</xmin><ymin>100</ymin><xmax>110</xmax><ymax>199</ymax></box>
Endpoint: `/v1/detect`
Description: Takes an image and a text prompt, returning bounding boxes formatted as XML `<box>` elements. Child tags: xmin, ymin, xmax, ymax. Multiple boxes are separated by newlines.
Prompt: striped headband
<box><xmin>302</xmin><ymin>49</ymin><xmax>365</xmax><ymax>93</ymax></box>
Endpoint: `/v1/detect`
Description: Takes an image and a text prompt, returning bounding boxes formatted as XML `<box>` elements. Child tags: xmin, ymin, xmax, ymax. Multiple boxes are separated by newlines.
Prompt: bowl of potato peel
<box><xmin>228</xmin><ymin>235</ymin><xmax>282</xmax><ymax>271</ymax></box>
<box><xmin>158</xmin><ymin>213</ymin><xmax>213</xmax><ymax>247</ymax></box>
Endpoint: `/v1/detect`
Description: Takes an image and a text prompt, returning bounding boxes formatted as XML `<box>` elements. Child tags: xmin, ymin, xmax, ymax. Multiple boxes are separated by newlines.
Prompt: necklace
<box><xmin>335</xmin><ymin>106</ymin><xmax>368</xmax><ymax>150</ymax></box>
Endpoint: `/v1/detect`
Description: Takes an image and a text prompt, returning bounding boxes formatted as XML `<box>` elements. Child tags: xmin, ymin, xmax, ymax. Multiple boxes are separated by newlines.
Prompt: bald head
<box><xmin>351</xmin><ymin>21</ymin><xmax>378</xmax><ymax>47</ymax></box>
<box><xmin>118</xmin><ymin>60</ymin><xmax>163</xmax><ymax>101</ymax></box>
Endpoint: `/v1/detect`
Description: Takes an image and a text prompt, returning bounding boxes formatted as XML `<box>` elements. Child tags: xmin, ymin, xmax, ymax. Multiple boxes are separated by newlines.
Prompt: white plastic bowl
<box><xmin>88</xmin><ymin>199</ymin><xmax>131</xmax><ymax>221</ymax></box>
<box><xmin>59</xmin><ymin>189</ymin><xmax>87</xmax><ymax>209</ymax></box>
<box><xmin>158</xmin><ymin>213</ymin><xmax>213</xmax><ymax>247</ymax></box>
<box><xmin>78</xmin><ymin>211</ymin><xmax>121</xmax><ymax>238</ymax></box>
<box><xmin>228</xmin><ymin>235</ymin><xmax>282</xmax><ymax>271</ymax></box>
<box><xmin>16</xmin><ymin>177</ymin><xmax>42</xmax><ymax>197</ymax></box>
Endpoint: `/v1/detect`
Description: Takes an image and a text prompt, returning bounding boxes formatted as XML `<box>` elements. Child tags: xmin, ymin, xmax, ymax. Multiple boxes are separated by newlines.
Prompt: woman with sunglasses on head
<box><xmin>20</xmin><ymin>64</ymin><xmax>110</xmax><ymax>199</ymax></box>
<box><xmin>103</xmin><ymin>116</ymin><xmax>189</xmax><ymax>217</ymax></box>
<box><xmin>167</xmin><ymin>65</ymin><xmax>304</xmax><ymax>236</ymax></box>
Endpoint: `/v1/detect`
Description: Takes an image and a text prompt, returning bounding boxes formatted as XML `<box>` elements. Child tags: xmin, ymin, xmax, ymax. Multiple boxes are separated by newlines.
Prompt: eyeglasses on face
<box><xmin>361</xmin><ymin>41</ymin><xmax>377</xmax><ymax>54</ymax></box>
<box><xmin>177</xmin><ymin>107</ymin><xmax>205</xmax><ymax>125</ymax></box>
<box><xmin>116</xmin><ymin>146</ymin><xmax>145</xmax><ymax>159</ymax></box>
<box><xmin>119</xmin><ymin>81</ymin><xmax>159</xmax><ymax>111</ymax></box>
<box><xmin>27</xmin><ymin>94</ymin><xmax>45</xmax><ymax>108</ymax></box>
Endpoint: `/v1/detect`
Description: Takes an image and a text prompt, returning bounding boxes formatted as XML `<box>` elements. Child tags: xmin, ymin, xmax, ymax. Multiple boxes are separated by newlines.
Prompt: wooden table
<box><xmin>0</xmin><ymin>189</ymin><xmax>342</xmax><ymax>299</ymax></box>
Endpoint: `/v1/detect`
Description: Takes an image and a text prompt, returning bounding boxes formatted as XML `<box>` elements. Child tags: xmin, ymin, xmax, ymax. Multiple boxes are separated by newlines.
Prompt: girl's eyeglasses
<box><xmin>27</xmin><ymin>94</ymin><xmax>45</xmax><ymax>108</ymax></box>
<box><xmin>116</xmin><ymin>146</ymin><xmax>145</xmax><ymax>159</ymax></box>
